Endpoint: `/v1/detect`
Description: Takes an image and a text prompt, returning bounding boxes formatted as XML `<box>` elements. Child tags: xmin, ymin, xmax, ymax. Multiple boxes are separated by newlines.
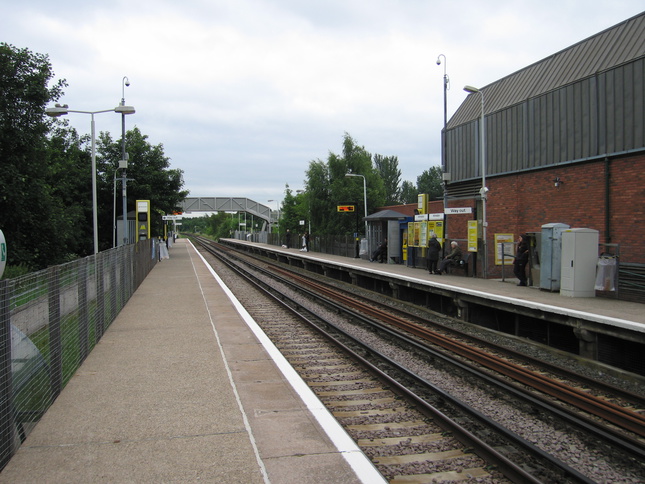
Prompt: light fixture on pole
<box><xmin>268</xmin><ymin>199</ymin><xmax>280</xmax><ymax>236</ymax></box>
<box><xmin>46</xmin><ymin>102</ymin><xmax>136</xmax><ymax>254</ymax></box>
<box><xmin>344</xmin><ymin>173</ymin><xmax>368</xmax><ymax>237</ymax></box>
<box><xmin>121</xmin><ymin>76</ymin><xmax>131</xmax><ymax>246</ymax></box>
<box><xmin>437</xmin><ymin>54</ymin><xmax>449</xmax><ymax>244</ymax></box>
<box><xmin>463</xmin><ymin>85</ymin><xmax>487</xmax><ymax>278</ymax></box>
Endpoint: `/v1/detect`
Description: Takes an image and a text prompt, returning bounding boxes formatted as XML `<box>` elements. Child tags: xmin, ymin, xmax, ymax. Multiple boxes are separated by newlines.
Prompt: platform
<box><xmin>222</xmin><ymin>238</ymin><xmax>645</xmax><ymax>378</ymax></box>
<box><xmin>226</xmin><ymin>239</ymin><xmax>645</xmax><ymax>329</ymax></box>
<box><xmin>0</xmin><ymin>239</ymin><xmax>384</xmax><ymax>484</ymax></box>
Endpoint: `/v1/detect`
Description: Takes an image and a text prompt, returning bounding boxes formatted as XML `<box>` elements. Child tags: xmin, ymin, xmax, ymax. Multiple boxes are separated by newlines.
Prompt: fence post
<box><xmin>96</xmin><ymin>253</ymin><xmax>105</xmax><ymax>340</ymax></box>
<box><xmin>110</xmin><ymin>250</ymin><xmax>117</xmax><ymax>318</ymax></box>
<box><xmin>48</xmin><ymin>266</ymin><xmax>62</xmax><ymax>399</ymax></box>
<box><xmin>0</xmin><ymin>279</ymin><xmax>15</xmax><ymax>468</ymax></box>
<box><xmin>78</xmin><ymin>259</ymin><xmax>89</xmax><ymax>363</ymax></box>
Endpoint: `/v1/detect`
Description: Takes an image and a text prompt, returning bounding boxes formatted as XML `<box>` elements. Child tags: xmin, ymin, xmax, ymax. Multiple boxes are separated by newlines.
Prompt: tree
<box><xmin>302</xmin><ymin>133</ymin><xmax>389</xmax><ymax>236</ymax></box>
<box><xmin>400</xmin><ymin>180</ymin><xmax>418</xmax><ymax>204</ymax></box>
<box><xmin>46</xmin><ymin>124</ymin><xmax>97</xmax><ymax>257</ymax></box>
<box><xmin>279</xmin><ymin>184</ymin><xmax>306</xmax><ymax>236</ymax></box>
<box><xmin>0</xmin><ymin>43</ymin><xmax>70</xmax><ymax>269</ymax></box>
<box><xmin>374</xmin><ymin>154</ymin><xmax>402</xmax><ymax>205</ymax></box>
<box><xmin>417</xmin><ymin>166</ymin><xmax>443</xmax><ymax>200</ymax></box>
<box><xmin>305</xmin><ymin>158</ymin><xmax>332</xmax><ymax>234</ymax></box>
<box><xmin>96</xmin><ymin>127</ymin><xmax>188</xmax><ymax>247</ymax></box>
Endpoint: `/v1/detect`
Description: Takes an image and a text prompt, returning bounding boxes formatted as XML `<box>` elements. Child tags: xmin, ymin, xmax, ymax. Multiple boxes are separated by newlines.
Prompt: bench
<box><xmin>446</xmin><ymin>253</ymin><xmax>471</xmax><ymax>276</ymax></box>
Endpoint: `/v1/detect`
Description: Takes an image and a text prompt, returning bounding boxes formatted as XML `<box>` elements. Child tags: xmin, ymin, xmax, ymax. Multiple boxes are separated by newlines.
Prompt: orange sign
<box><xmin>337</xmin><ymin>205</ymin><xmax>355</xmax><ymax>212</ymax></box>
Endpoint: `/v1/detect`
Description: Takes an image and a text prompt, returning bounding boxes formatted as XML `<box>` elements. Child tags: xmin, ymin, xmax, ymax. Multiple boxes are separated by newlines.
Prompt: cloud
<box><xmin>2</xmin><ymin>0</ymin><xmax>643</xmax><ymax>205</ymax></box>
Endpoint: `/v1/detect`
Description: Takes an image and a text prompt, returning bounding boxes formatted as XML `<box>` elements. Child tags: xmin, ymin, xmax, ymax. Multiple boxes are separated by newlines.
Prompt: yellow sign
<box><xmin>419</xmin><ymin>221</ymin><xmax>428</xmax><ymax>247</ymax></box>
<box><xmin>417</xmin><ymin>194</ymin><xmax>427</xmax><ymax>214</ymax></box>
<box><xmin>467</xmin><ymin>220</ymin><xmax>479</xmax><ymax>252</ymax></box>
<box><xmin>337</xmin><ymin>205</ymin><xmax>355</xmax><ymax>212</ymax></box>
<box><xmin>426</xmin><ymin>221</ymin><xmax>444</xmax><ymax>243</ymax></box>
<box><xmin>495</xmin><ymin>233</ymin><xmax>515</xmax><ymax>265</ymax></box>
<box><xmin>136</xmin><ymin>199</ymin><xmax>151</xmax><ymax>241</ymax></box>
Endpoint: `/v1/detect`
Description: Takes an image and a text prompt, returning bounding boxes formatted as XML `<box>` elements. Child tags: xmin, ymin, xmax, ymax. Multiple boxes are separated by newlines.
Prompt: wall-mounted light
<box><xmin>554</xmin><ymin>177</ymin><xmax>563</xmax><ymax>188</ymax></box>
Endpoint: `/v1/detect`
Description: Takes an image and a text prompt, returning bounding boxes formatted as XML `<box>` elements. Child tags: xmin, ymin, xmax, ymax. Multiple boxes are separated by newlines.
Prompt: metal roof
<box><xmin>364</xmin><ymin>209</ymin><xmax>408</xmax><ymax>221</ymax></box>
<box><xmin>448</xmin><ymin>12</ymin><xmax>645</xmax><ymax>128</ymax></box>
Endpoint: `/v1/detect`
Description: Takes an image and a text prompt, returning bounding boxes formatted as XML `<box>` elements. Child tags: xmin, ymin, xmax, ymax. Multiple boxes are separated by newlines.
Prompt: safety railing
<box><xmin>0</xmin><ymin>239</ymin><xmax>157</xmax><ymax>469</ymax></box>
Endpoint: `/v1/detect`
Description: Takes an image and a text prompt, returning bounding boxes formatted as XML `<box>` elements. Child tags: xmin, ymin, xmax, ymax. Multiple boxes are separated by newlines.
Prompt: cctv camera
<box><xmin>436</xmin><ymin>59</ymin><xmax>441</xmax><ymax>65</ymax></box>
<box><xmin>125</xmin><ymin>80</ymin><xmax>131</xmax><ymax>87</ymax></box>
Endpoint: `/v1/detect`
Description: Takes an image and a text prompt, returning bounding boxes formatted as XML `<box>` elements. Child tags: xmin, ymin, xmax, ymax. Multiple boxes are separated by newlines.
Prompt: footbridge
<box><xmin>180</xmin><ymin>197</ymin><xmax>272</xmax><ymax>222</ymax></box>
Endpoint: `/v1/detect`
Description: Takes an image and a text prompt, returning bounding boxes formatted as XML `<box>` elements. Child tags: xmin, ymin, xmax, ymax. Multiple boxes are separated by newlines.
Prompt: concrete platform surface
<box><xmin>0</xmin><ymin>239</ymin><xmax>383</xmax><ymax>484</ymax></box>
<box><xmin>229</xmin><ymin>239</ymin><xmax>645</xmax><ymax>331</ymax></box>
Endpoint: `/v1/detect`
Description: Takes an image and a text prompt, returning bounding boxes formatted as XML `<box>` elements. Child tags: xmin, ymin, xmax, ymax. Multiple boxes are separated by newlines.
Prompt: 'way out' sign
<box><xmin>445</xmin><ymin>207</ymin><xmax>473</xmax><ymax>214</ymax></box>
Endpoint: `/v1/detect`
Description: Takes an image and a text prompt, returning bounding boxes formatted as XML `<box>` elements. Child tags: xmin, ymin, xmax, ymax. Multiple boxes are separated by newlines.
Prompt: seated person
<box><xmin>370</xmin><ymin>239</ymin><xmax>387</xmax><ymax>262</ymax></box>
<box><xmin>437</xmin><ymin>241</ymin><xmax>462</xmax><ymax>274</ymax></box>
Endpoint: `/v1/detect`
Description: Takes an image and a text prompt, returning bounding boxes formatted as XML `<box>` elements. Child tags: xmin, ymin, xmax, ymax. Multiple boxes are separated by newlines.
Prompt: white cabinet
<box><xmin>560</xmin><ymin>228</ymin><xmax>599</xmax><ymax>298</ymax></box>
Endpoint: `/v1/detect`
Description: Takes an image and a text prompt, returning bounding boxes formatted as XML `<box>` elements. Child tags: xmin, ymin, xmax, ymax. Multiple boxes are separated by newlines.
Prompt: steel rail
<box><xmin>277</xmin><ymin>266</ymin><xmax>645</xmax><ymax>439</ymax></box>
<box><xmin>192</xmin><ymin>238</ymin><xmax>598</xmax><ymax>482</ymax></box>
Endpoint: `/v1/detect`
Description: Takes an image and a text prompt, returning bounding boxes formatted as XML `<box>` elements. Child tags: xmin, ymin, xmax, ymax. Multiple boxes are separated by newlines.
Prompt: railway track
<box><xmin>192</xmin><ymin>237</ymin><xmax>645</xmax><ymax>482</ymax></box>
<box><xmin>269</xmin><ymin>266</ymin><xmax>645</xmax><ymax>441</ymax></box>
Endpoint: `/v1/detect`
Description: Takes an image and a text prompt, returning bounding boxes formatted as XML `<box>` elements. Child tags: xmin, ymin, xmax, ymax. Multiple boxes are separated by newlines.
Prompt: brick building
<box><xmin>441</xmin><ymin>12</ymin><xmax>644</xmax><ymax>283</ymax></box>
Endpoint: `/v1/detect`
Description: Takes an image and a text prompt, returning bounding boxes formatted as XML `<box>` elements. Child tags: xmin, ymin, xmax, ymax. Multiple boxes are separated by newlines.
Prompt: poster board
<box><xmin>495</xmin><ymin>233</ymin><xmax>515</xmax><ymax>265</ymax></box>
<box><xmin>467</xmin><ymin>220</ymin><xmax>479</xmax><ymax>252</ymax></box>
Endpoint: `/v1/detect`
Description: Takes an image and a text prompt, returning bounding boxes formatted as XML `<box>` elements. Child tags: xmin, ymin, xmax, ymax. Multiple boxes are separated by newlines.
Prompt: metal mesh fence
<box><xmin>0</xmin><ymin>239</ymin><xmax>157</xmax><ymax>468</ymax></box>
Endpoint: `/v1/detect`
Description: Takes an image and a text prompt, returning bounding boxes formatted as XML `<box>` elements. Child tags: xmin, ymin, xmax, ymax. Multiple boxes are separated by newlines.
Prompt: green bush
<box><xmin>2</xmin><ymin>264</ymin><xmax>33</xmax><ymax>280</ymax></box>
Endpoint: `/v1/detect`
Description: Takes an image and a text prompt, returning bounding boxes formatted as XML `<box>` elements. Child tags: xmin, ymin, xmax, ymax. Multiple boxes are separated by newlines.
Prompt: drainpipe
<box><xmin>605</xmin><ymin>157</ymin><xmax>611</xmax><ymax>243</ymax></box>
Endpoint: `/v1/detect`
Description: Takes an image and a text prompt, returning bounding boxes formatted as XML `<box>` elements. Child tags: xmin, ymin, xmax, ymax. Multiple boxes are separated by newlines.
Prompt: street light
<box><xmin>437</xmin><ymin>54</ymin><xmax>449</xmax><ymax>243</ymax></box>
<box><xmin>463</xmin><ymin>85</ymin><xmax>487</xmax><ymax>278</ymax></box>
<box><xmin>267</xmin><ymin>199</ymin><xmax>280</xmax><ymax>236</ymax></box>
<box><xmin>46</xmin><ymin>102</ymin><xmax>136</xmax><ymax>254</ymax></box>
<box><xmin>344</xmin><ymin>173</ymin><xmax>368</xmax><ymax>237</ymax></box>
<box><xmin>120</xmin><ymin>76</ymin><xmax>131</xmax><ymax>246</ymax></box>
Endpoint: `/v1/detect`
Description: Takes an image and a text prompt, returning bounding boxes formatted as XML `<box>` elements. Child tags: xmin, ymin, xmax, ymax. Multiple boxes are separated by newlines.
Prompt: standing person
<box><xmin>285</xmin><ymin>229</ymin><xmax>291</xmax><ymax>248</ymax></box>
<box><xmin>437</xmin><ymin>241</ymin><xmax>462</xmax><ymax>275</ymax></box>
<box><xmin>514</xmin><ymin>234</ymin><xmax>530</xmax><ymax>286</ymax></box>
<box><xmin>427</xmin><ymin>234</ymin><xmax>442</xmax><ymax>274</ymax></box>
<box><xmin>304</xmin><ymin>231</ymin><xmax>310</xmax><ymax>252</ymax></box>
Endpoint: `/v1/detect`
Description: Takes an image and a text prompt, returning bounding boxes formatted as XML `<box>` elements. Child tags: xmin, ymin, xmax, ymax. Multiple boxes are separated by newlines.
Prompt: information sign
<box><xmin>337</xmin><ymin>205</ymin><xmax>355</xmax><ymax>212</ymax></box>
<box><xmin>495</xmin><ymin>233</ymin><xmax>515</xmax><ymax>265</ymax></box>
<box><xmin>467</xmin><ymin>220</ymin><xmax>479</xmax><ymax>252</ymax></box>
<box><xmin>445</xmin><ymin>207</ymin><xmax>473</xmax><ymax>214</ymax></box>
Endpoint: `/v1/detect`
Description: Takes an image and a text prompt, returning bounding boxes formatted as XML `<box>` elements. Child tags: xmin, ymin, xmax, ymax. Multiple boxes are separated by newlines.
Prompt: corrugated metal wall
<box><xmin>446</xmin><ymin>56</ymin><xmax>644</xmax><ymax>185</ymax></box>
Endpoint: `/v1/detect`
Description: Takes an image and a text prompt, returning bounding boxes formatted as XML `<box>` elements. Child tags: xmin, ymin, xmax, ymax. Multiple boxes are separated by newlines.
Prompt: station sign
<box><xmin>162</xmin><ymin>215</ymin><xmax>183</xmax><ymax>220</ymax></box>
<box><xmin>415</xmin><ymin>213</ymin><xmax>444</xmax><ymax>221</ymax></box>
<box><xmin>445</xmin><ymin>207</ymin><xmax>473</xmax><ymax>215</ymax></box>
<box><xmin>337</xmin><ymin>205</ymin><xmax>355</xmax><ymax>212</ymax></box>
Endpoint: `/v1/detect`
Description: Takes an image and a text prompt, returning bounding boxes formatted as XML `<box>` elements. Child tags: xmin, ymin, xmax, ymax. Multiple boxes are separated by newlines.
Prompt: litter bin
<box><xmin>595</xmin><ymin>255</ymin><xmax>617</xmax><ymax>291</ymax></box>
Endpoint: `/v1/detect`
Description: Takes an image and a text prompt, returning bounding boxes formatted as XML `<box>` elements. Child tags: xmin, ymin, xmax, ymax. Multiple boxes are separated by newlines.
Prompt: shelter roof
<box><xmin>364</xmin><ymin>209</ymin><xmax>408</xmax><ymax>221</ymax></box>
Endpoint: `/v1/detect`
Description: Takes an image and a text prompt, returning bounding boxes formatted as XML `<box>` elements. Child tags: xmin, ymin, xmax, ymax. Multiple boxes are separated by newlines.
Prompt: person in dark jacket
<box><xmin>427</xmin><ymin>234</ymin><xmax>442</xmax><ymax>274</ymax></box>
<box><xmin>514</xmin><ymin>234</ymin><xmax>530</xmax><ymax>286</ymax></box>
<box><xmin>437</xmin><ymin>241</ymin><xmax>462</xmax><ymax>274</ymax></box>
<box><xmin>370</xmin><ymin>238</ymin><xmax>387</xmax><ymax>262</ymax></box>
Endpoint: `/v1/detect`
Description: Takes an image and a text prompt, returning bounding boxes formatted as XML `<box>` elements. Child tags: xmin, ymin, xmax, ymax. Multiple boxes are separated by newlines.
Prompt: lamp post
<box><xmin>46</xmin><ymin>102</ymin><xmax>135</xmax><ymax>254</ymax></box>
<box><xmin>463</xmin><ymin>85</ymin><xmax>487</xmax><ymax>278</ymax></box>
<box><xmin>437</xmin><ymin>54</ymin><xmax>449</xmax><ymax>244</ymax></box>
<box><xmin>345</xmin><ymin>173</ymin><xmax>368</xmax><ymax>237</ymax></box>
<box><xmin>267</xmin><ymin>199</ymin><xmax>280</xmax><ymax>237</ymax></box>
<box><xmin>121</xmin><ymin>76</ymin><xmax>131</xmax><ymax>246</ymax></box>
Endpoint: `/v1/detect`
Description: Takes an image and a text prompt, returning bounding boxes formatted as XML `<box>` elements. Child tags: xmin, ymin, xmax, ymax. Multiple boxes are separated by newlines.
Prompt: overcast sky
<box><xmin>3</xmin><ymin>1</ymin><xmax>643</xmax><ymax>209</ymax></box>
